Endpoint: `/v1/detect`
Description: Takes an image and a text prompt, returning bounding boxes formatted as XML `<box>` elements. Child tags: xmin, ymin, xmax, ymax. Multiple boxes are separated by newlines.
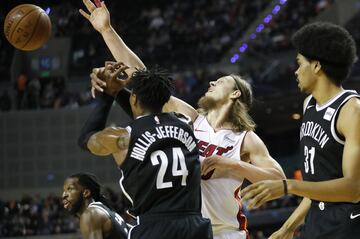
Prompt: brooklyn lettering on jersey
<box><xmin>197</xmin><ymin>140</ymin><xmax>234</xmax><ymax>157</ymax></box>
<box><xmin>130</xmin><ymin>125</ymin><xmax>197</xmax><ymax>161</ymax></box>
<box><xmin>300</xmin><ymin>121</ymin><xmax>329</xmax><ymax>148</ymax></box>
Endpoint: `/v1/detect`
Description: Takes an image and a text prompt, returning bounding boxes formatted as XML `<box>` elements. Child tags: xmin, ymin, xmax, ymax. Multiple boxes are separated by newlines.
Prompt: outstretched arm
<box><xmin>241</xmin><ymin>98</ymin><xmax>360</xmax><ymax>208</ymax></box>
<box><xmin>79</xmin><ymin>0</ymin><xmax>145</xmax><ymax>70</ymax></box>
<box><xmin>80</xmin><ymin>1</ymin><xmax>199</xmax><ymax>121</ymax></box>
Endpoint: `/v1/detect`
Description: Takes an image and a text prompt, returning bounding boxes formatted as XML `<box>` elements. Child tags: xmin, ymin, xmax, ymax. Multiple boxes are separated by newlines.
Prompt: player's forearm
<box><xmin>282</xmin><ymin>197</ymin><xmax>310</xmax><ymax>231</ymax></box>
<box><xmin>236</xmin><ymin>161</ymin><xmax>285</xmax><ymax>183</ymax></box>
<box><xmin>100</xmin><ymin>27</ymin><xmax>145</xmax><ymax>70</ymax></box>
<box><xmin>78</xmin><ymin>93</ymin><xmax>114</xmax><ymax>151</ymax></box>
<box><xmin>288</xmin><ymin>178</ymin><xmax>360</xmax><ymax>203</ymax></box>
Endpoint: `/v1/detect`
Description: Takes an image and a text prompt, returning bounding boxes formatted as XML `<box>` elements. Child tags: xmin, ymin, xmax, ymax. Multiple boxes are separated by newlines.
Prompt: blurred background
<box><xmin>1</xmin><ymin>0</ymin><xmax>360</xmax><ymax>238</ymax></box>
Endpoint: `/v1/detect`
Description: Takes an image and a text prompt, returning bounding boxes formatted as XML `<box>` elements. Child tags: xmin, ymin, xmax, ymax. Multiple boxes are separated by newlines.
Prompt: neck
<box><xmin>77</xmin><ymin>198</ymin><xmax>94</xmax><ymax>217</ymax></box>
<box><xmin>311</xmin><ymin>77</ymin><xmax>343</xmax><ymax>105</ymax></box>
<box><xmin>206</xmin><ymin>100</ymin><xmax>234</xmax><ymax>130</ymax></box>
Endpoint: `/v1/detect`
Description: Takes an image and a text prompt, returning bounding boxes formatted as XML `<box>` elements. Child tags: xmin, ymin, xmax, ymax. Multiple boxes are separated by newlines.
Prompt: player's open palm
<box><xmin>79</xmin><ymin>0</ymin><xmax>111</xmax><ymax>33</ymax></box>
<box><xmin>268</xmin><ymin>227</ymin><xmax>295</xmax><ymax>239</ymax></box>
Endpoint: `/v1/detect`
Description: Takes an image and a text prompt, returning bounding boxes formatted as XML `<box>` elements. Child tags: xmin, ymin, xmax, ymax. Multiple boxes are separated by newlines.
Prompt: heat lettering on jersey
<box><xmin>197</xmin><ymin>140</ymin><xmax>234</xmax><ymax>157</ymax></box>
<box><xmin>300</xmin><ymin>121</ymin><xmax>329</xmax><ymax>148</ymax></box>
<box><xmin>130</xmin><ymin>126</ymin><xmax>197</xmax><ymax>161</ymax></box>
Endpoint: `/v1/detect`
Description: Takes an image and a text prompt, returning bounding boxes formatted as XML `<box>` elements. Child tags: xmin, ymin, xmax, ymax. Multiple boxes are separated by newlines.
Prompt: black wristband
<box><xmin>283</xmin><ymin>179</ymin><xmax>288</xmax><ymax>196</ymax></box>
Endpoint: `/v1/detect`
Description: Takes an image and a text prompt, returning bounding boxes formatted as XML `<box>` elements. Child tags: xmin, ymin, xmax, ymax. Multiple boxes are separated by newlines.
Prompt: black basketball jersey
<box><xmin>87</xmin><ymin>201</ymin><xmax>128</xmax><ymax>239</ymax></box>
<box><xmin>119</xmin><ymin>112</ymin><xmax>201</xmax><ymax>216</ymax></box>
<box><xmin>300</xmin><ymin>90</ymin><xmax>359</xmax><ymax>182</ymax></box>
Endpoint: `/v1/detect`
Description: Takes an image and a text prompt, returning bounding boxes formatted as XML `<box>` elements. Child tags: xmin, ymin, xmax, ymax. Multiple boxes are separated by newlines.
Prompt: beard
<box><xmin>67</xmin><ymin>195</ymin><xmax>84</xmax><ymax>215</ymax></box>
<box><xmin>198</xmin><ymin>95</ymin><xmax>217</xmax><ymax>111</ymax></box>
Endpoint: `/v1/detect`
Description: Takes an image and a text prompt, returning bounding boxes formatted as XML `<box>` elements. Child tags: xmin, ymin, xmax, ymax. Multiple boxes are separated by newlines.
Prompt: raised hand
<box><xmin>79</xmin><ymin>0</ymin><xmax>111</xmax><ymax>33</ymax></box>
<box><xmin>90</xmin><ymin>62</ymin><xmax>129</xmax><ymax>98</ymax></box>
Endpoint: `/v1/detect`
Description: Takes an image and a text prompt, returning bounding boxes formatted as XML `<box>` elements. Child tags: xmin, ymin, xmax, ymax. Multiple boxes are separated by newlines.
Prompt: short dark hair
<box><xmin>292</xmin><ymin>22</ymin><xmax>357</xmax><ymax>85</ymax></box>
<box><xmin>129</xmin><ymin>68</ymin><xmax>174</xmax><ymax>112</ymax></box>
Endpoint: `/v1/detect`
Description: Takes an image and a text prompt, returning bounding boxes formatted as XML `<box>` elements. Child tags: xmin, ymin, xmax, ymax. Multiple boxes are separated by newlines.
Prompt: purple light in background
<box><xmin>230</xmin><ymin>54</ymin><xmax>239</xmax><ymax>63</ymax></box>
<box><xmin>264</xmin><ymin>14</ymin><xmax>273</xmax><ymax>23</ymax></box>
<box><xmin>45</xmin><ymin>7</ymin><xmax>51</xmax><ymax>15</ymax></box>
<box><xmin>279</xmin><ymin>0</ymin><xmax>287</xmax><ymax>5</ymax></box>
<box><xmin>250</xmin><ymin>33</ymin><xmax>257</xmax><ymax>39</ymax></box>
<box><xmin>242</xmin><ymin>43</ymin><xmax>248</xmax><ymax>49</ymax></box>
<box><xmin>256</xmin><ymin>23</ymin><xmax>265</xmax><ymax>32</ymax></box>
<box><xmin>272</xmin><ymin>5</ymin><xmax>281</xmax><ymax>14</ymax></box>
<box><xmin>239</xmin><ymin>47</ymin><xmax>245</xmax><ymax>53</ymax></box>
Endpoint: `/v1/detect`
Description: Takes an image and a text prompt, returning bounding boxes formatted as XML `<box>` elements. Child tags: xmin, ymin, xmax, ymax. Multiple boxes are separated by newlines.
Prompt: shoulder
<box><xmin>80</xmin><ymin>207</ymin><xmax>108</xmax><ymax>226</ymax></box>
<box><xmin>241</xmin><ymin>131</ymin><xmax>267</xmax><ymax>155</ymax></box>
<box><xmin>337</xmin><ymin>97</ymin><xmax>360</xmax><ymax>135</ymax></box>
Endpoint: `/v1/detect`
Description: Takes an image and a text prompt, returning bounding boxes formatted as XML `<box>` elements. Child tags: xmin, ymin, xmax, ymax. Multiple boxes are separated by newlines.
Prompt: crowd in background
<box><xmin>0</xmin><ymin>187</ymin><xmax>301</xmax><ymax>238</ymax></box>
<box><xmin>1</xmin><ymin>0</ymin><xmax>353</xmax><ymax>112</ymax></box>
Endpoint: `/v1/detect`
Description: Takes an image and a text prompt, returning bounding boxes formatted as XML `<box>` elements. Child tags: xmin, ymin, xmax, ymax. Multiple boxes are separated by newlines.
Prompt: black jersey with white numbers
<box><xmin>119</xmin><ymin>112</ymin><xmax>201</xmax><ymax>216</ymax></box>
<box><xmin>87</xmin><ymin>202</ymin><xmax>128</xmax><ymax>239</ymax></box>
<box><xmin>300</xmin><ymin>90</ymin><xmax>359</xmax><ymax>182</ymax></box>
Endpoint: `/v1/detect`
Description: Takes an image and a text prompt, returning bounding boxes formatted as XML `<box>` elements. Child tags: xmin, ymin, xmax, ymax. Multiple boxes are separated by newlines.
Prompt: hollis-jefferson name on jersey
<box><xmin>130</xmin><ymin>125</ymin><xmax>197</xmax><ymax>161</ymax></box>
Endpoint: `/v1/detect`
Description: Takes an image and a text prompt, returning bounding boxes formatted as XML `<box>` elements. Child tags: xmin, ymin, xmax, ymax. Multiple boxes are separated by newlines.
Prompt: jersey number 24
<box><xmin>150</xmin><ymin>147</ymin><xmax>189</xmax><ymax>189</ymax></box>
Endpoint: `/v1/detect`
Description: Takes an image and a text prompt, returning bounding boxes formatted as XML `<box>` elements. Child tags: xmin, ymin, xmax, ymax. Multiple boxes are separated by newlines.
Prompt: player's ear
<box><xmin>312</xmin><ymin>60</ymin><xmax>322</xmax><ymax>74</ymax></box>
<box><xmin>230</xmin><ymin>90</ymin><xmax>241</xmax><ymax>100</ymax></box>
<box><xmin>83</xmin><ymin>189</ymin><xmax>91</xmax><ymax>198</ymax></box>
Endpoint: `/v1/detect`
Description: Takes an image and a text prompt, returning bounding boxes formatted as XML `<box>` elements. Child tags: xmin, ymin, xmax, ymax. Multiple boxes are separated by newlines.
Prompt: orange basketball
<box><xmin>4</xmin><ymin>4</ymin><xmax>52</xmax><ymax>51</ymax></box>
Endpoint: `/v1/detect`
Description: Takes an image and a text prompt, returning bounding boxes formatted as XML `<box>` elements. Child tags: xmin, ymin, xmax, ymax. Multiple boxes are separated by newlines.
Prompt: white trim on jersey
<box><xmin>315</xmin><ymin>90</ymin><xmax>356</xmax><ymax>111</ymax></box>
<box><xmin>303</xmin><ymin>96</ymin><xmax>313</xmax><ymax>114</ymax></box>
<box><xmin>127</xmin><ymin>216</ymin><xmax>140</xmax><ymax>239</ymax></box>
<box><xmin>330</xmin><ymin>94</ymin><xmax>359</xmax><ymax>145</ymax></box>
<box><xmin>88</xmin><ymin>203</ymin><xmax>111</xmax><ymax>218</ymax></box>
<box><xmin>125</xmin><ymin>126</ymin><xmax>132</xmax><ymax>134</ymax></box>
<box><xmin>119</xmin><ymin>170</ymin><xmax>134</xmax><ymax>205</ymax></box>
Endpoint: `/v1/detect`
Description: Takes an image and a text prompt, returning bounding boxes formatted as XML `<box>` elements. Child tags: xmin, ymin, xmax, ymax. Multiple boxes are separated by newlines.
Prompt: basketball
<box><xmin>4</xmin><ymin>4</ymin><xmax>51</xmax><ymax>51</ymax></box>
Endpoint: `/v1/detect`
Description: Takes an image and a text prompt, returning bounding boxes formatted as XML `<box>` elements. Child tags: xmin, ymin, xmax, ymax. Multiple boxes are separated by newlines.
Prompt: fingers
<box><xmin>111</xmin><ymin>64</ymin><xmax>129</xmax><ymax>79</ymax></box>
<box><xmin>101</xmin><ymin>1</ymin><xmax>108</xmax><ymax>11</ymax></box>
<box><xmin>247</xmin><ymin>190</ymin><xmax>269</xmax><ymax>209</ymax></box>
<box><xmin>90</xmin><ymin>73</ymin><xmax>105</xmax><ymax>93</ymax></box>
<box><xmin>79</xmin><ymin>9</ymin><xmax>90</xmax><ymax>20</ymax></box>
<box><xmin>91</xmin><ymin>87</ymin><xmax>96</xmax><ymax>98</ymax></box>
<box><xmin>201</xmin><ymin>158</ymin><xmax>216</xmax><ymax>175</ymax></box>
<box><xmin>83</xmin><ymin>0</ymin><xmax>96</xmax><ymax>13</ymax></box>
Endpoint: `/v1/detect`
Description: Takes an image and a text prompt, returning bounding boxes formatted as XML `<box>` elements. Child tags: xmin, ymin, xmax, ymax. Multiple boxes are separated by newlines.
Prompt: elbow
<box><xmin>351</xmin><ymin>187</ymin><xmax>360</xmax><ymax>203</ymax></box>
<box><xmin>78</xmin><ymin>132</ymin><xmax>94</xmax><ymax>151</ymax></box>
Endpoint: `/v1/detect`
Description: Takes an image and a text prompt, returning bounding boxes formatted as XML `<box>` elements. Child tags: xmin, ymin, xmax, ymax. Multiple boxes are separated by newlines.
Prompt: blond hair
<box><xmin>198</xmin><ymin>75</ymin><xmax>256</xmax><ymax>132</ymax></box>
<box><xmin>229</xmin><ymin>74</ymin><xmax>256</xmax><ymax>132</ymax></box>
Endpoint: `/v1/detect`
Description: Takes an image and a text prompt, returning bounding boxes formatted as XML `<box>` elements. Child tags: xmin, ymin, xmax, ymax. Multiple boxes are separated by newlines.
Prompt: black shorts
<box><xmin>128</xmin><ymin>212</ymin><xmax>213</xmax><ymax>239</ymax></box>
<box><xmin>301</xmin><ymin>201</ymin><xmax>360</xmax><ymax>239</ymax></box>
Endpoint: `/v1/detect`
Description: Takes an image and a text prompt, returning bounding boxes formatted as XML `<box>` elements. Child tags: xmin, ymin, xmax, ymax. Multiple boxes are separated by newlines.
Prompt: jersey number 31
<box><xmin>151</xmin><ymin>147</ymin><xmax>189</xmax><ymax>189</ymax></box>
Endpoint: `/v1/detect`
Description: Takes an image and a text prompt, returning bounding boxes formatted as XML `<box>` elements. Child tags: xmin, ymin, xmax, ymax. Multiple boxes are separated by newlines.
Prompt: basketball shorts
<box><xmin>128</xmin><ymin>212</ymin><xmax>213</xmax><ymax>239</ymax></box>
<box><xmin>300</xmin><ymin>201</ymin><xmax>360</xmax><ymax>239</ymax></box>
<box><xmin>214</xmin><ymin>229</ymin><xmax>248</xmax><ymax>239</ymax></box>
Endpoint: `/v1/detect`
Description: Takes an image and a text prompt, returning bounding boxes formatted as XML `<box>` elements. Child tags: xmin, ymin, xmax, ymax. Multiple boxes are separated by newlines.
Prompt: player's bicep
<box><xmin>162</xmin><ymin>96</ymin><xmax>198</xmax><ymax>122</ymax></box>
<box><xmin>340</xmin><ymin>99</ymin><xmax>360</xmax><ymax>180</ymax></box>
<box><xmin>243</xmin><ymin>132</ymin><xmax>284</xmax><ymax>173</ymax></box>
<box><xmin>87</xmin><ymin>133</ymin><xmax>111</xmax><ymax>156</ymax></box>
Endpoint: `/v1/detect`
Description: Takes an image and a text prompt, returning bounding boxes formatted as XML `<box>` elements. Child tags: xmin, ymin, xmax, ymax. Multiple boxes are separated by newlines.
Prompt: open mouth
<box><xmin>63</xmin><ymin>200</ymin><xmax>70</xmax><ymax>209</ymax></box>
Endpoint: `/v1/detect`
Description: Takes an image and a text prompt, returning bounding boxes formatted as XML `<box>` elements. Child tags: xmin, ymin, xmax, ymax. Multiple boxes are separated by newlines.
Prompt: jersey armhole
<box><xmin>330</xmin><ymin>95</ymin><xmax>359</xmax><ymax>145</ymax></box>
